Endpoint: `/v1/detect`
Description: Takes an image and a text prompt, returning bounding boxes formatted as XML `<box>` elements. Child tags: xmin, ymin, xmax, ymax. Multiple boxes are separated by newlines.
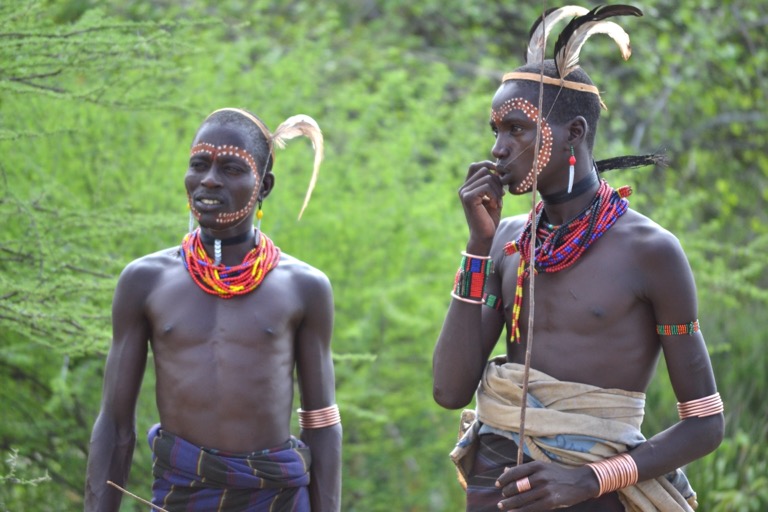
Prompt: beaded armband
<box><xmin>483</xmin><ymin>293</ymin><xmax>503</xmax><ymax>311</ymax></box>
<box><xmin>297</xmin><ymin>404</ymin><xmax>341</xmax><ymax>429</ymax></box>
<box><xmin>656</xmin><ymin>320</ymin><xmax>700</xmax><ymax>336</ymax></box>
<box><xmin>451</xmin><ymin>252</ymin><xmax>493</xmax><ymax>305</ymax></box>
<box><xmin>677</xmin><ymin>392</ymin><xmax>723</xmax><ymax>420</ymax></box>
<box><xmin>586</xmin><ymin>453</ymin><xmax>638</xmax><ymax>496</ymax></box>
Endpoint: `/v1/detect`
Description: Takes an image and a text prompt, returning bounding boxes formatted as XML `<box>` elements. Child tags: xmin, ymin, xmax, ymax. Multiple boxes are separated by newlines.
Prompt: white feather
<box><xmin>556</xmin><ymin>20</ymin><xmax>632</xmax><ymax>79</ymax></box>
<box><xmin>272</xmin><ymin>115</ymin><xmax>324</xmax><ymax>220</ymax></box>
<box><xmin>527</xmin><ymin>6</ymin><xmax>590</xmax><ymax>65</ymax></box>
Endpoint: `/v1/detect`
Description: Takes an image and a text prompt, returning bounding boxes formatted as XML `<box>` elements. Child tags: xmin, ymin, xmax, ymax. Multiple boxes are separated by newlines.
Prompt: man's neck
<box><xmin>198</xmin><ymin>226</ymin><xmax>258</xmax><ymax>266</ymax></box>
<box><xmin>200</xmin><ymin>229</ymin><xmax>254</xmax><ymax>246</ymax></box>
<box><xmin>539</xmin><ymin>172</ymin><xmax>601</xmax><ymax>226</ymax></box>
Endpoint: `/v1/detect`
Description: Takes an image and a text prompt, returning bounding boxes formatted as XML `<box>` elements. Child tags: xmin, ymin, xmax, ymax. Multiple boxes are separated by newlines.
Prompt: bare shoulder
<box><xmin>613</xmin><ymin>208</ymin><xmax>688</xmax><ymax>264</ymax></box>
<box><xmin>116</xmin><ymin>246</ymin><xmax>182</xmax><ymax>294</ymax></box>
<box><xmin>492</xmin><ymin>213</ymin><xmax>529</xmax><ymax>255</ymax></box>
<box><xmin>274</xmin><ymin>252</ymin><xmax>333</xmax><ymax>295</ymax></box>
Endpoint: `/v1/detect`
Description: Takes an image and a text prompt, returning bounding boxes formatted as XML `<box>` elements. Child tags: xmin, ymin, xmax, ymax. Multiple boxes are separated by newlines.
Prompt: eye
<box><xmin>223</xmin><ymin>164</ymin><xmax>247</xmax><ymax>175</ymax></box>
<box><xmin>189</xmin><ymin>160</ymin><xmax>207</xmax><ymax>171</ymax></box>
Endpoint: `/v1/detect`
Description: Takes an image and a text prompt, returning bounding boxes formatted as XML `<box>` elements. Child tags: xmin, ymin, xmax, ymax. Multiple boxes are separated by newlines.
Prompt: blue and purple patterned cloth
<box><xmin>148</xmin><ymin>423</ymin><xmax>311</xmax><ymax>511</ymax></box>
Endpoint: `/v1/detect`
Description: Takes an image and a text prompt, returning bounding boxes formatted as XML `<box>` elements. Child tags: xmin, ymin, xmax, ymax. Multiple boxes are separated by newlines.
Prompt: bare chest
<box><xmin>502</xmin><ymin>240</ymin><xmax>644</xmax><ymax>333</ymax></box>
<box><xmin>497</xmin><ymin>234</ymin><xmax>659</xmax><ymax>389</ymax></box>
<box><xmin>144</xmin><ymin>263</ymin><xmax>302</xmax><ymax>355</ymax></box>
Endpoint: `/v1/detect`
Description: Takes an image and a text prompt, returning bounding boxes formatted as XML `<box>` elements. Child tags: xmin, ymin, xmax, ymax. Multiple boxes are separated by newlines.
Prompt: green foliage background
<box><xmin>1</xmin><ymin>0</ymin><xmax>766</xmax><ymax>510</ymax></box>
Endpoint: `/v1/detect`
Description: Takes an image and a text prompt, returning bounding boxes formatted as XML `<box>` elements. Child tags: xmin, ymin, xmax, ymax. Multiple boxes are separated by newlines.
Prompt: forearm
<box><xmin>574</xmin><ymin>413</ymin><xmax>724</xmax><ymax>504</ymax></box>
<box><xmin>84</xmin><ymin>416</ymin><xmax>136</xmax><ymax>512</ymax></box>
<box><xmin>627</xmin><ymin>414</ymin><xmax>724</xmax><ymax>482</ymax></box>
<box><xmin>301</xmin><ymin>424</ymin><xmax>342</xmax><ymax>512</ymax></box>
<box><xmin>433</xmin><ymin>299</ymin><xmax>493</xmax><ymax>408</ymax></box>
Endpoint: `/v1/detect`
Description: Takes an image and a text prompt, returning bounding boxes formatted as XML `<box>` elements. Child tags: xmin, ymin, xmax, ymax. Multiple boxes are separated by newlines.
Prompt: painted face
<box><xmin>185</xmin><ymin>124</ymin><xmax>263</xmax><ymax>229</ymax></box>
<box><xmin>490</xmin><ymin>95</ymin><xmax>553</xmax><ymax>194</ymax></box>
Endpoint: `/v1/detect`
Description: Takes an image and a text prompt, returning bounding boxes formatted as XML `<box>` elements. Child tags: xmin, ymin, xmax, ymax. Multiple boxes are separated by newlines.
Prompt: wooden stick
<box><xmin>106</xmin><ymin>480</ymin><xmax>169</xmax><ymax>512</ymax></box>
<box><xmin>517</xmin><ymin>4</ymin><xmax>548</xmax><ymax>467</ymax></box>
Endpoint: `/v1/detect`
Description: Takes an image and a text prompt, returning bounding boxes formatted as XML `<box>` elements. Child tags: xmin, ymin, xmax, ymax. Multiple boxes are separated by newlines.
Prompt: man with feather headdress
<box><xmin>433</xmin><ymin>6</ymin><xmax>722</xmax><ymax>511</ymax></box>
<box><xmin>85</xmin><ymin>108</ymin><xmax>342</xmax><ymax>512</ymax></box>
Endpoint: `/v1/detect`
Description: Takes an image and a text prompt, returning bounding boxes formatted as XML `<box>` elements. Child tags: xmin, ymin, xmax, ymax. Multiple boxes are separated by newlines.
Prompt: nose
<box><xmin>491</xmin><ymin>137</ymin><xmax>509</xmax><ymax>161</ymax></box>
<box><xmin>200</xmin><ymin>164</ymin><xmax>222</xmax><ymax>188</ymax></box>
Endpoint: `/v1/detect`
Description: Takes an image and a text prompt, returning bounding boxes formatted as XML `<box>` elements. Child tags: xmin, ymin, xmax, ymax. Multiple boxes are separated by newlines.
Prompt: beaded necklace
<box><xmin>504</xmin><ymin>180</ymin><xmax>632</xmax><ymax>342</ymax></box>
<box><xmin>181</xmin><ymin>228</ymin><xmax>281</xmax><ymax>299</ymax></box>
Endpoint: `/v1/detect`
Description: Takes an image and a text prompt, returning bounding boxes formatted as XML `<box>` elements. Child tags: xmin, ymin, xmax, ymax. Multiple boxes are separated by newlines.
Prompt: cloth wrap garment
<box><xmin>147</xmin><ymin>423</ymin><xmax>312</xmax><ymax>512</ymax></box>
<box><xmin>450</xmin><ymin>358</ymin><xmax>696</xmax><ymax>512</ymax></box>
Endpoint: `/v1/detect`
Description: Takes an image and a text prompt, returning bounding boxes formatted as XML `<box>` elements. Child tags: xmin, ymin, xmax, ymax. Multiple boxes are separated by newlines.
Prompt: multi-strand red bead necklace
<box><xmin>504</xmin><ymin>180</ymin><xmax>632</xmax><ymax>342</ymax></box>
<box><xmin>181</xmin><ymin>228</ymin><xmax>281</xmax><ymax>299</ymax></box>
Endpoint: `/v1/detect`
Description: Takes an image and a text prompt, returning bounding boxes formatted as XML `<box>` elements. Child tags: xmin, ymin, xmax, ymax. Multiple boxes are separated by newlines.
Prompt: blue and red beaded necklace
<box><xmin>504</xmin><ymin>180</ymin><xmax>632</xmax><ymax>343</ymax></box>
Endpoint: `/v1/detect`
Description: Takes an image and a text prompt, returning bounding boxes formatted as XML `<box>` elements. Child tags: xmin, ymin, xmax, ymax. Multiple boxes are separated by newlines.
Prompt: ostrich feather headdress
<box><xmin>207</xmin><ymin>108</ymin><xmax>324</xmax><ymax>219</ymax></box>
<box><xmin>503</xmin><ymin>5</ymin><xmax>643</xmax><ymax>107</ymax></box>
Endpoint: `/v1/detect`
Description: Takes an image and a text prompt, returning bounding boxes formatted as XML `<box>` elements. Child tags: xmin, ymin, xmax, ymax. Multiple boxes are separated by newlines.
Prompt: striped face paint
<box><xmin>187</xmin><ymin>142</ymin><xmax>261</xmax><ymax>225</ymax></box>
<box><xmin>491</xmin><ymin>98</ymin><xmax>553</xmax><ymax>194</ymax></box>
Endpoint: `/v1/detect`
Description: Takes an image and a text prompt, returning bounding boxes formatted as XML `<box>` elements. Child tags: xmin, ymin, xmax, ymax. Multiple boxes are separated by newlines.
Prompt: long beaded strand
<box><xmin>181</xmin><ymin>228</ymin><xmax>281</xmax><ymax>299</ymax></box>
<box><xmin>505</xmin><ymin>181</ymin><xmax>632</xmax><ymax>342</ymax></box>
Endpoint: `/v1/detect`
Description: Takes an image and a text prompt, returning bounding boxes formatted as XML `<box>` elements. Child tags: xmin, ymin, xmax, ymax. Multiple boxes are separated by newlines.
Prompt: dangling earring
<box><xmin>189</xmin><ymin>210</ymin><xmax>196</xmax><ymax>234</ymax></box>
<box><xmin>568</xmin><ymin>145</ymin><xmax>576</xmax><ymax>194</ymax></box>
<box><xmin>255</xmin><ymin>200</ymin><xmax>264</xmax><ymax>243</ymax></box>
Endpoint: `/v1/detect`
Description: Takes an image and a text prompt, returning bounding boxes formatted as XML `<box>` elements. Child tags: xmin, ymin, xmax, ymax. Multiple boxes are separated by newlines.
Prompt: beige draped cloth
<box><xmin>450</xmin><ymin>358</ymin><xmax>696</xmax><ymax>512</ymax></box>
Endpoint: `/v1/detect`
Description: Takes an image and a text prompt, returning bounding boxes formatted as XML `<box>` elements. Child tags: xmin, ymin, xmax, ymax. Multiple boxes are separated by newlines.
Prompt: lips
<box><xmin>194</xmin><ymin>196</ymin><xmax>224</xmax><ymax>212</ymax></box>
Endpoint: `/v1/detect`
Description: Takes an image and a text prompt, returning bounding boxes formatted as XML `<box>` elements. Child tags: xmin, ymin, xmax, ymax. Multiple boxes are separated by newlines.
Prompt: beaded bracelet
<box><xmin>297</xmin><ymin>404</ymin><xmax>341</xmax><ymax>429</ymax></box>
<box><xmin>586</xmin><ymin>453</ymin><xmax>638</xmax><ymax>496</ymax></box>
<box><xmin>656</xmin><ymin>320</ymin><xmax>700</xmax><ymax>336</ymax></box>
<box><xmin>452</xmin><ymin>252</ymin><xmax>493</xmax><ymax>305</ymax></box>
<box><xmin>677</xmin><ymin>392</ymin><xmax>723</xmax><ymax>420</ymax></box>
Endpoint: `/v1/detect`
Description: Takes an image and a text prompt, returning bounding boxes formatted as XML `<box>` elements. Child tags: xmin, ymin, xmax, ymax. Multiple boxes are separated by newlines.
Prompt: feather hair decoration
<box><xmin>553</xmin><ymin>4</ymin><xmax>643</xmax><ymax>79</ymax></box>
<box><xmin>526</xmin><ymin>6</ymin><xmax>590</xmax><ymax>65</ymax></box>
<box><xmin>271</xmin><ymin>115</ymin><xmax>324</xmax><ymax>220</ymax></box>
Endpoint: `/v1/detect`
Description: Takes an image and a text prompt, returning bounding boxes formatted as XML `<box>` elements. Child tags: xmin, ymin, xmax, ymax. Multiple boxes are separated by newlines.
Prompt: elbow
<box><xmin>693</xmin><ymin>413</ymin><xmax>725</xmax><ymax>456</ymax></box>
<box><xmin>706</xmin><ymin>413</ymin><xmax>725</xmax><ymax>452</ymax></box>
<box><xmin>433</xmin><ymin>384</ymin><xmax>473</xmax><ymax>410</ymax></box>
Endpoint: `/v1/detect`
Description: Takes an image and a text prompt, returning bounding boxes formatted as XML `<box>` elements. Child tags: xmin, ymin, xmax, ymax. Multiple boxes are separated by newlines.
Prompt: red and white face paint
<box><xmin>491</xmin><ymin>98</ymin><xmax>553</xmax><ymax>194</ymax></box>
<box><xmin>187</xmin><ymin>142</ymin><xmax>262</xmax><ymax>226</ymax></box>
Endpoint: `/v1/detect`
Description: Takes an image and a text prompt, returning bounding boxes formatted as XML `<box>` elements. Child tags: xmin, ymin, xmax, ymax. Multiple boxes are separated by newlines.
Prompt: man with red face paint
<box><xmin>85</xmin><ymin>108</ymin><xmax>341</xmax><ymax>512</ymax></box>
<box><xmin>433</xmin><ymin>6</ymin><xmax>722</xmax><ymax>512</ymax></box>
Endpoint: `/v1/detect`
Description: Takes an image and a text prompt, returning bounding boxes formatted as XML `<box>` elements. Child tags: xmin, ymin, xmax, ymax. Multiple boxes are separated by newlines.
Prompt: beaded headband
<box><xmin>203</xmin><ymin>108</ymin><xmax>324</xmax><ymax>219</ymax></box>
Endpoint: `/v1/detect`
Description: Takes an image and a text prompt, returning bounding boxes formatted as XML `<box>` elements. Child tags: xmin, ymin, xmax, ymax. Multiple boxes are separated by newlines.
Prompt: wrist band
<box><xmin>587</xmin><ymin>453</ymin><xmax>638</xmax><ymax>496</ymax></box>
<box><xmin>656</xmin><ymin>320</ymin><xmax>700</xmax><ymax>336</ymax></box>
<box><xmin>452</xmin><ymin>252</ymin><xmax>493</xmax><ymax>304</ymax></box>
<box><xmin>677</xmin><ymin>392</ymin><xmax>723</xmax><ymax>420</ymax></box>
<box><xmin>297</xmin><ymin>404</ymin><xmax>341</xmax><ymax>429</ymax></box>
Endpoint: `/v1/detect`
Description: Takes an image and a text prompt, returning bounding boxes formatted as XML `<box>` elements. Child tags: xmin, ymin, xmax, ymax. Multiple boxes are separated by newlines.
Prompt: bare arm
<box><xmin>295</xmin><ymin>269</ymin><xmax>341</xmax><ymax>512</ymax></box>
<box><xmin>433</xmin><ymin>161</ymin><xmax>509</xmax><ymax>409</ymax></box>
<box><xmin>84</xmin><ymin>263</ymin><xmax>150</xmax><ymax>512</ymax></box>
<box><xmin>495</xmin><ymin>230</ymin><xmax>724</xmax><ymax>510</ymax></box>
<box><xmin>620</xmin><ymin>230</ymin><xmax>723</xmax><ymax>478</ymax></box>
